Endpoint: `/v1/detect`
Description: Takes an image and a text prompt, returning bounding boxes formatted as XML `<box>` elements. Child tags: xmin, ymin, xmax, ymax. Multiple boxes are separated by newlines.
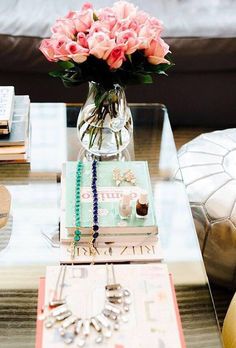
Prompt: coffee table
<box><xmin>0</xmin><ymin>103</ymin><xmax>223</xmax><ymax>348</ymax></box>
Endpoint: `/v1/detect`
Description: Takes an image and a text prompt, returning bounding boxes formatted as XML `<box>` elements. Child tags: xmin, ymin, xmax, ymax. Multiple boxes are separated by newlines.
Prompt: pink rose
<box><xmin>116</xmin><ymin>29</ymin><xmax>139</xmax><ymax>55</ymax></box>
<box><xmin>111</xmin><ymin>19</ymin><xmax>127</xmax><ymax>36</ymax></box>
<box><xmin>65</xmin><ymin>11</ymin><xmax>77</xmax><ymax>19</ymax></box>
<box><xmin>88</xmin><ymin>32</ymin><xmax>115</xmax><ymax>60</ymax></box>
<box><xmin>138</xmin><ymin>19</ymin><xmax>163</xmax><ymax>50</ymax></box>
<box><xmin>112</xmin><ymin>1</ymin><xmax>137</xmax><ymax>19</ymax></box>
<box><xmin>127</xmin><ymin>18</ymin><xmax>139</xmax><ymax>32</ymax></box>
<box><xmin>66</xmin><ymin>42</ymin><xmax>89</xmax><ymax>63</ymax></box>
<box><xmin>73</xmin><ymin>8</ymin><xmax>93</xmax><ymax>32</ymax></box>
<box><xmin>89</xmin><ymin>21</ymin><xmax>111</xmax><ymax>36</ymax></box>
<box><xmin>150</xmin><ymin>17</ymin><xmax>163</xmax><ymax>32</ymax></box>
<box><xmin>51</xmin><ymin>19</ymin><xmax>76</xmax><ymax>40</ymax></box>
<box><xmin>97</xmin><ymin>7</ymin><xmax>117</xmax><ymax>31</ymax></box>
<box><xmin>111</xmin><ymin>17</ymin><xmax>139</xmax><ymax>38</ymax></box>
<box><xmin>144</xmin><ymin>38</ymin><xmax>170</xmax><ymax>65</ymax></box>
<box><xmin>77</xmin><ymin>32</ymin><xmax>89</xmax><ymax>48</ymax></box>
<box><xmin>81</xmin><ymin>2</ymin><xmax>93</xmax><ymax>11</ymax></box>
<box><xmin>135</xmin><ymin>10</ymin><xmax>149</xmax><ymax>25</ymax></box>
<box><xmin>39</xmin><ymin>39</ymin><xmax>57</xmax><ymax>62</ymax></box>
<box><xmin>63</xmin><ymin>4</ymin><xmax>93</xmax><ymax>19</ymax></box>
<box><xmin>52</xmin><ymin>37</ymin><xmax>71</xmax><ymax>61</ymax></box>
<box><xmin>107</xmin><ymin>45</ymin><xmax>126</xmax><ymax>69</ymax></box>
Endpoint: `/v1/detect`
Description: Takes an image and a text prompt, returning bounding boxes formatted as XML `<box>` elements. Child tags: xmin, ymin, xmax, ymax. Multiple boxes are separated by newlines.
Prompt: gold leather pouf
<box><xmin>222</xmin><ymin>293</ymin><xmax>236</xmax><ymax>348</ymax></box>
<box><xmin>0</xmin><ymin>185</ymin><xmax>11</xmax><ymax>229</ymax></box>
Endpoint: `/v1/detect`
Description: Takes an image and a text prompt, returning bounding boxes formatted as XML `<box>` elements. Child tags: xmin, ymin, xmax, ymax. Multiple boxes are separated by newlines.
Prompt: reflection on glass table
<box><xmin>0</xmin><ymin>103</ymin><xmax>223</xmax><ymax>348</ymax></box>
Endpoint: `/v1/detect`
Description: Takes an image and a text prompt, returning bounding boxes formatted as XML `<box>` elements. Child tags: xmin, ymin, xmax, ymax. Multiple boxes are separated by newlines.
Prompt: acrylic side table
<box><xmin>0</xmin><ymin>103</ymin><xmax>223</xmax><ymax>348</ymax></box>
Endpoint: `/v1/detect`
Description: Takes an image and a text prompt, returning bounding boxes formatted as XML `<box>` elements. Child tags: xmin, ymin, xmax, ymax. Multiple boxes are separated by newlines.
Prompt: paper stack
<box><xmin>36</xmin><ymin>264</ymin><xmax>186</xmax><ymax>348</ymax></box>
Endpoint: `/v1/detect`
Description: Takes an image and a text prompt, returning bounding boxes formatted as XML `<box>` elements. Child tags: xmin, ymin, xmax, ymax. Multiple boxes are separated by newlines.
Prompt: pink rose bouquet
<box><xmin>40</xmin><ymin>1</ymin><xmax>172</xmax><ymax>90</ymax></box>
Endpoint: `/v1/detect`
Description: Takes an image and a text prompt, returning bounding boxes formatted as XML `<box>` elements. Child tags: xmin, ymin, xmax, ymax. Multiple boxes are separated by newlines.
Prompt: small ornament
<box><xmin>112</xmin><ymin>168</ymin><xmax>123</xmax><ymax>186</ymax></box>
<box><xmin>124</xmin><ymin>169</ymin><xmax>136</xmax><ymax>185</ymax></box>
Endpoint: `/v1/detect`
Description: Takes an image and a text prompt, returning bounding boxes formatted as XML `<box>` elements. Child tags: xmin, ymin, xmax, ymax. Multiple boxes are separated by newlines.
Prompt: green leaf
<box><xmin>49</xmin><ymin>70</ymin><xmax>62</xmax><ymax>78</ymax></box>
<box><xmin>143</xmin><ymin>74</ymin><xmax>153</xmax><ymax>83</ymax></box>
<box><xmin>127</xmin><ymin>54</ymin><xmax>132</xmax><ymax>63</ymax></box>
<box><xmin>58</xmin><ymin>61</ymin><xmax>75</xmax><ymax>69</ymax></box>
<box><xmin>135</xmin><ymin>73</ymin><xmax>153</xmax><ymax>84</ymax></box>
<box><xmin>93</xmin><ymin>12</ymin><xmax>98</xmax><ymax>21</ymax></box>
<box><xmin>47</xmin><ymin>52</ymin><xmax>174</xmax><ymax>89</ymax></box>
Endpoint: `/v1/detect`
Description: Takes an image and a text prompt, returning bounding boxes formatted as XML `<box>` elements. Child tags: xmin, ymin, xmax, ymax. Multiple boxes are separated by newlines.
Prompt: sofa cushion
<box><xmin>1</xmin><ymin>0</ymin><xmax>236</xmax><ymax>38</ymax></box>
<box><xmin>1</xmin><ymin>0</ymin><xmax>236</xmax><ymax>74</ymax></box>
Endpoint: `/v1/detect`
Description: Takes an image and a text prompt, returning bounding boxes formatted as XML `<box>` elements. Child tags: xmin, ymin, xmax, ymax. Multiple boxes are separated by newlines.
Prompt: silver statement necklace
<box><xmin>39</xmin><ymin>265</ymin><xmax>131</xmax><ymax>347</ymax></box>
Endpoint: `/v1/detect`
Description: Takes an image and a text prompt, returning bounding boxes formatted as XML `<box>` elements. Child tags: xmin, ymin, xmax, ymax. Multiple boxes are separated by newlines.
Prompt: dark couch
<box><xmin>1</xmin><ymin>0</ymin><xmax>236</xmax><ymax>127</ymax></box>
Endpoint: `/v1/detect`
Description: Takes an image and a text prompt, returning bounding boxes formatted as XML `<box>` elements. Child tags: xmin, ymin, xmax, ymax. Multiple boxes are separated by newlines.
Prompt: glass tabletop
<box><xmin>0</xmin><ymin>103</ymin><xmax>223</xmax><ymax>348</ymax></box>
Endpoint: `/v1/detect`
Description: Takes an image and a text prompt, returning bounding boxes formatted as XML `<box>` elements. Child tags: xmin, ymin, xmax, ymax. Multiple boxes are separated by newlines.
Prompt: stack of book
<box><xmin>60</xmin><ymin>161</ymin><xmax>162</xmax><ymax>263</ymax></box>
<box><xmin>0</xmin><ymin>86</ymin><xmax>30</xmax><ymax>163</ymax></box>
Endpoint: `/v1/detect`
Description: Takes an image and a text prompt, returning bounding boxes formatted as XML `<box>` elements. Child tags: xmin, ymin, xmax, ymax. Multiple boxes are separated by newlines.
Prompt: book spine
<box><xmin>0</xmin><ymin>87</ymin><xmax>15</xmax><ymax>131</ymax></box>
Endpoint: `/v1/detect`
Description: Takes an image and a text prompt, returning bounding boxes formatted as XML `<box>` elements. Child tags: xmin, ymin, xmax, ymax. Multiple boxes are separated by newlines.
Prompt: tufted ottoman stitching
<box><xmin>176</xmin><ymin>128</ymin><xmax>236</xmax><ymax>288</ymax></box>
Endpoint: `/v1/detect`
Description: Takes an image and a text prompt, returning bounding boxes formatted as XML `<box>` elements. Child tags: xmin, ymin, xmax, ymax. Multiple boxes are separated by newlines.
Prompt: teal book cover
<box><xmin>65</xmin><ymin>161</ymin><xmax>157</xmax><ymax>234</ymax></box>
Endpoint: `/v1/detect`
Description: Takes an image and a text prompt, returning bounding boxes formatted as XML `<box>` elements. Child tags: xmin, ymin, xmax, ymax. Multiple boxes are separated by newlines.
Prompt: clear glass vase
<box><xmin>77</xmin><ymin>82</ymin><xmax>133</xmax><ymax>157</ymax></box>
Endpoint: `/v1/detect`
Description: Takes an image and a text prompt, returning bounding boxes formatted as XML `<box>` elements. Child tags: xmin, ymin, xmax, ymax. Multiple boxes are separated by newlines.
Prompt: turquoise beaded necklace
<box><xmin>71</xmin><ymin>160</ymin><xmax>83</xmax><ymax>258</ymax></box>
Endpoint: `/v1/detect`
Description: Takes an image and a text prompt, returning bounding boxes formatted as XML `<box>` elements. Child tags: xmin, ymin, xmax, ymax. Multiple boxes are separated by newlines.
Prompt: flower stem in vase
<box><xmin>114</xmin><ymin>131</ymin><xmax>119</xmax><ymax>150</ymax></box>
<box><xmin>77</xmin><ymin>82</ymin><xmax>133</xmax><ymax>156</ymax></box>
<box><xmin>90</xmin><ymin>119</ymin><xmax>103</xmax><ymax>148</ymax></box>
<box><xmin>119</xmin><ymin>129</ymin><xmax>123</xmax><ymax>146</ymax></box>
<box><xmin>98</xmin><ymin>125</ymin><xmax>104</xmax><ymax>150</ymax></box>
